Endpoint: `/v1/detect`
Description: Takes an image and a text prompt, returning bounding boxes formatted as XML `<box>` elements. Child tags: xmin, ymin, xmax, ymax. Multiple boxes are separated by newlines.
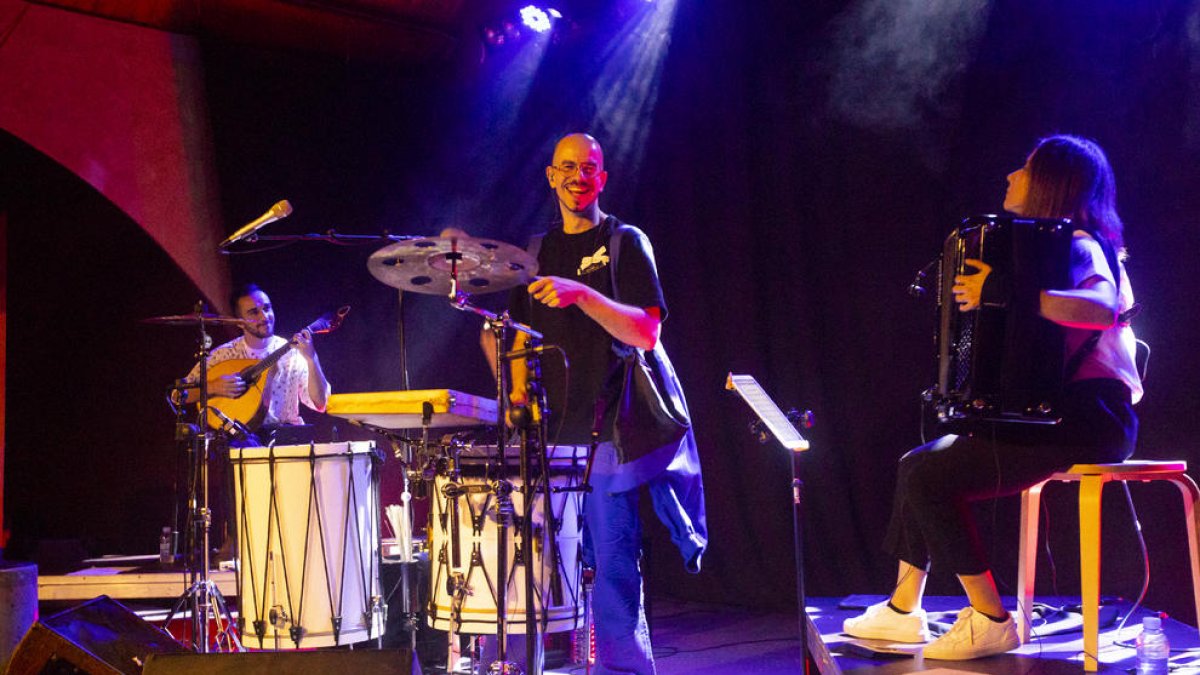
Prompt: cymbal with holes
<box><xmin>367</xmin><ymin>235</ymin><xmax>537</xmax><ymax>295</ymax></box>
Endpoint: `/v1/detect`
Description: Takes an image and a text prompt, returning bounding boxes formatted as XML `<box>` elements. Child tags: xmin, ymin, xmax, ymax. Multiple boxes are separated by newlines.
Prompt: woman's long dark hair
<box><xmin>1023</xmin><ymin>135</ymin><xmax>1125</xmax><ymax>253</ymax></box>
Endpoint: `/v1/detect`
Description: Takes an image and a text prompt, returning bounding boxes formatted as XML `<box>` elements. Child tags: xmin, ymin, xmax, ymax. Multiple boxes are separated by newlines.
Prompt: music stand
<box><xmin>726</xmin><ymin>374</ymin><xmax>839</xmax><ymax>675</ymax></box>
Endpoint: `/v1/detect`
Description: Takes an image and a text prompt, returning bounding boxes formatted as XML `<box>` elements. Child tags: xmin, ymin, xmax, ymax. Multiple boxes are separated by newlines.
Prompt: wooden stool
<box><xmin>1016</xmin><ymin>460</ymin><xmax>1200</xmax><ymax>671</ymax></box>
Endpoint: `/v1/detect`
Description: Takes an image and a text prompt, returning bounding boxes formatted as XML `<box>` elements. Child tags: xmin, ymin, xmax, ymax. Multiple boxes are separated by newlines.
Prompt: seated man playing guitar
<box><xmin>184</xmin><ymin>282</ymin><xmax>331</xmax><ymax>435</ymax></box>
<box><xmin>179</xmin><ymin>282</ymin><xmax>332</xmax><ymax>558</ymax></box>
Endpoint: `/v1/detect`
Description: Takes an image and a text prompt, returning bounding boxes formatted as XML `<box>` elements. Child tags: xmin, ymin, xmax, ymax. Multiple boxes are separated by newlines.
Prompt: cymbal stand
<box><xmin>450</xmin><ymin>289</ymin><xmax>542</xmax><ymax>675</ymax></box>
<box><xmin>165</xmin><ymin>302</ymin><xmax>242</xmax><ymax>652</ymax></box>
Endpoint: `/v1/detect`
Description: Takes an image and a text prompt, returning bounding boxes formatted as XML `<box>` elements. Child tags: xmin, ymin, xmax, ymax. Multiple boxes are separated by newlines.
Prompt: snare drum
<box><xmin>230</xmin><ymin>441</ymin><xmax>385</xmax><ymax>649</ymax></box>
<box><xmin>428</xmin><ymin>444</ymin><xmax>586</xmax><ymax>634</ymax></box>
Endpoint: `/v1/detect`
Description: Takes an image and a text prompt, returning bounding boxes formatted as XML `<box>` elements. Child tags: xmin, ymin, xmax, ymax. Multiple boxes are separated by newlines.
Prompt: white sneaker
<box><xmin>922</xmin><ymin>606</ymin><xmax>1019</xmax><ymax>660</ymax></box>
<box><xmin>843</xmin><ymin>601</ymin><xmax>931</xmax><ymax>643</ymax></box>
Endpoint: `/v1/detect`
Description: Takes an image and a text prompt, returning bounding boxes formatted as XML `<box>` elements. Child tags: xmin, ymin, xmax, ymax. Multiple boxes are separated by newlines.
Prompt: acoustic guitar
<box><xmin>203</xmin><ymin>306</ymin><xmax>350</xmax><ymax>430</ymax></box>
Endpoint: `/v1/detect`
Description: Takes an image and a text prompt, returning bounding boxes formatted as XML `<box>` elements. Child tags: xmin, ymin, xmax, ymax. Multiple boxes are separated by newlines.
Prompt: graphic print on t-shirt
<box><xmin>578</xmin><ymin>244</ymin><xmax>610</xmax><ymax>276</ymax></box>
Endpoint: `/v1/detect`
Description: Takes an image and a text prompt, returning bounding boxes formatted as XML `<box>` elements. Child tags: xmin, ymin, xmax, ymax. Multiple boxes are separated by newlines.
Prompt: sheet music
<box><xmin>726</xmin><ymin>373</ymin><xmax>810</xmax><ymax>452</ymax></box>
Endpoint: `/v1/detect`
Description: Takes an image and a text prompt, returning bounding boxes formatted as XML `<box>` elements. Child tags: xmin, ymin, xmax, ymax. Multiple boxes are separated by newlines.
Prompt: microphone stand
<box><xmin>507</xmin><ymin>339</ymin><xmax>555</xmax><ymax>675</ymax></box>
<box><xmin>450</xmin><ymin>284</ymin><xmax>543</xmax><ymax>675</ymax></box>
<box><xmin>219</xmin><ymin>231</ymin><xmax>422</xmax><ymax>251</ymax></box>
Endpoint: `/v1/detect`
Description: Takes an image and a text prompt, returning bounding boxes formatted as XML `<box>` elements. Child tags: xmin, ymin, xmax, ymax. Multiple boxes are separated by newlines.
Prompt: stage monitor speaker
<box><xmin>142</xmin><ymin>649</ymin><xmax>414</xmax><ymax>674</ymax></box>
<box><xmin>5</xmin><ymin>595</ymin><xmax>189</xmax><ymax>675</ymax></box>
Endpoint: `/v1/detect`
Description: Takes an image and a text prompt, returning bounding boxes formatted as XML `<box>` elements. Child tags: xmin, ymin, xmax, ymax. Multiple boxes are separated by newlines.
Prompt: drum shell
<box><xmin>230</xmin><ymin>441</ymin><xmax>384</xmax><ymax>649</ymax></box>
<box><xmin>427</xmin><ymin>446</ymin><xmax>586</xmax><ymax>634</ymax></box>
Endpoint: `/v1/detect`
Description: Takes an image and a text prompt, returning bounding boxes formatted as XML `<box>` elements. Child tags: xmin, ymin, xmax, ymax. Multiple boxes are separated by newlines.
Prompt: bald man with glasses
<box><xmin>500</xmin><ymin>133</ymin><xmax>707</xmax><ymax>675</ymax></box>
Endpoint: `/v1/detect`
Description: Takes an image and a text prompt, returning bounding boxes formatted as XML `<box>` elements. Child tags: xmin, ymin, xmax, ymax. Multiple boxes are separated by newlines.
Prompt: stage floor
<box><xmin>32</xmin><ymin>575</ymin><xmax>1200</xmax><ymax>673</ymax></box>
<box><xmin>600</xmin><ymin>595</ymin><xmax>1200</xmax><ymax>675</ymax></box>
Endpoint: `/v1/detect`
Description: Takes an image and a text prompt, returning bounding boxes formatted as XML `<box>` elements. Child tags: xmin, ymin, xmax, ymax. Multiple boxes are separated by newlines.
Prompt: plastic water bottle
<box><xmin>159</xmin><ymin>526</ymin><xmax>174</xmax><ymax>565</ymax></box>
<box><xmin>1135</xmin><ymin>616</ymin><xmax>1170</xmax><ymax>675</ymax></box>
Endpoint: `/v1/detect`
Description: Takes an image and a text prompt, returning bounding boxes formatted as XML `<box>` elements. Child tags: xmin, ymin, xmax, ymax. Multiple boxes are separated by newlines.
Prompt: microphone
<box><xmin>208</xmin><ymin>405</ymin><xmax>253</xmax><ymax>438</ymax></box>
<box><xmin>219</xmin><ymin>200</ymin><xmax>293</xmax><ymax>248</ymax></box>
<box><xmin>502</xmin><ymin>344</ymin><xmax>553</xmax><ymax>361</ymax></box>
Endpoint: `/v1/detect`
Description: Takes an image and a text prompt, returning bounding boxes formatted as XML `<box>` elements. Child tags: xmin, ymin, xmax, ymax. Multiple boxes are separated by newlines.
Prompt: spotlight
<box><xmin>501</xmin><ymin>19</ymin><xmax>521</xmax><ymax>41</ymax></box>
<box><xmin>519</xmin><ymin>5</ymin><xmax>552</xmax><ymax>33</ymax></box>
<box><xmin>480</xmin><ymin>4</ymin><xmax>571</xmax><ymax>52</ymax></box>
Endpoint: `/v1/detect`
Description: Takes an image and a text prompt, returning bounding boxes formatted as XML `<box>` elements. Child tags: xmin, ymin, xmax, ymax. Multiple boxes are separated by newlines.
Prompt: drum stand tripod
<box><xmin>165</xmin><ymin>307</ymin><xmax>242</xmax><ymax>652</ymax></box>
<box><xmin>376</xmin><ymin>414</ymin><xmax>432</xmax><ymax>657</ymax></box>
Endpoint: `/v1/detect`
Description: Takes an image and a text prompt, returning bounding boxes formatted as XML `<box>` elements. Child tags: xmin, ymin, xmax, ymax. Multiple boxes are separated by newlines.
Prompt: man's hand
<box><xmin>208</xmin><ymin>373</ymin><xmax>248</xmax><ymax>398</ymax></box>
<box><xmin>528</xmin><ymin>276</ymin><xmax>593</xmax><ymax>309</ymax></box>
<box><xmin>502</xmin><ymin>389</ymin><xmax>530</xmax><ymax>428</ymax></box>
<box><xmin>952</xmin><ymin>259</ymin><xmax>992</xmax><ymax>311</ymax></box>
<box><xmin>292</xmin><ymin>328</ymin><xmax>317</xmax><ymax>359</ymax></box>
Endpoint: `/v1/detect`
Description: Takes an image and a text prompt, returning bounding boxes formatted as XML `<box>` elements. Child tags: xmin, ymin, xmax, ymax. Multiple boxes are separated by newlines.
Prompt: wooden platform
<box><xmin>38</xmin><ymin>567</ymin><xmax>236</xmax><ymax>602</ymax></box>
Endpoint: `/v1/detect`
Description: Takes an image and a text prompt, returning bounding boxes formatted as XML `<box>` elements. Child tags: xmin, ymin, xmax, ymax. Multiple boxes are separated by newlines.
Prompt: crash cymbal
<box><xmin>141</xmin><ymin>312</ymin><xmax>246</xmax><ymax>327</ymax></box>
<box><xmin>368</xmin><ymin>235</ymin><xmax>537</xmax><ymax>295</ymax></box>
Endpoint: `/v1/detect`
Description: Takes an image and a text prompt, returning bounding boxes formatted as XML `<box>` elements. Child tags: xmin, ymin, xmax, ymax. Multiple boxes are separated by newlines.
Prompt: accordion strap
<box><xmin>1063</xmin><ymin>230</ymin><xmax>1137</xmax><ymax>380</ymax></box>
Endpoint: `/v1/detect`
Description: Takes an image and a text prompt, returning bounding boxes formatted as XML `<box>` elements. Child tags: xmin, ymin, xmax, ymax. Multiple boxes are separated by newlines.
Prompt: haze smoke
<box><xmin>826</xmin><ymin>0</ymin><xmax>992</xmax><ymax>132</ymax></box>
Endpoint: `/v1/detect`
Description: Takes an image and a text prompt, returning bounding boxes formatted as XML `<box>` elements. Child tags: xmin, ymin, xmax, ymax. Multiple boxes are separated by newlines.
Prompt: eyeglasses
<box><xmin>551</xmin><ymin>161</ymin><xmax>601</xmax><ymax>178</ymax></box>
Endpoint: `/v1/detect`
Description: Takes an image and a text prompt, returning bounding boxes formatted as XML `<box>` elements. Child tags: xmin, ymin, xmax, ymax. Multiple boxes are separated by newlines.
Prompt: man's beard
<box><xmin>245</xmin><ymin>324</ymin><xmax>272</xmax><ymax>339</ymax></box>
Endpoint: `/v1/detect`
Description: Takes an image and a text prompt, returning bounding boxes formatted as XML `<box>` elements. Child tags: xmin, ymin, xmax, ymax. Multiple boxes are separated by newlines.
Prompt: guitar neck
<box><xmin>236</xmin><ymin>310</ymin><xmax>344</xmax><ymax>383</ymax></box>
<box><xmin>240</xmin><ymin>339</ymin><xmax>293</xmax><ymax>382</ymax></box>
<box><xmin>726</xmin><ymin>373</ymin><xmax>810</xmax><ymax>452</ymax></box>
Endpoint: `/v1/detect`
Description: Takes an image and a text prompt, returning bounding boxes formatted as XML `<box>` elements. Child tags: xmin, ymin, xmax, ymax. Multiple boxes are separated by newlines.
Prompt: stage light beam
<box><xmin>586</xmin><ymin>0</ymin><xmax>680</xmax><ymax>182</ymax></box>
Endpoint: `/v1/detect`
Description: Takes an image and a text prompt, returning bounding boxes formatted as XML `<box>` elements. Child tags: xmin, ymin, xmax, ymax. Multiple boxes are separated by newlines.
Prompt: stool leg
<box><xmin>1017</xmin><ymin>481</ymin><xmax>1048</xmax><ymax>643</ymax></box>
<box><xmin>1169</xmin><ymin>474</ymin><xmax>1200</xmax><ymax>642</ymax></box>
<box><xmin>1078</xmin><ymin>475</ymin><xmax>1105</xmax><ymax>672</ymax></box>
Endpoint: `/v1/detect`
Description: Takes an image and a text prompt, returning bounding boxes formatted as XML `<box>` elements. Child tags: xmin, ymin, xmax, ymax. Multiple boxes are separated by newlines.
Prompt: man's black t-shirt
<box><xmin>509</xmin><ymin>216</ymin><xmax>667</xmax><ymax>443</ymax></box>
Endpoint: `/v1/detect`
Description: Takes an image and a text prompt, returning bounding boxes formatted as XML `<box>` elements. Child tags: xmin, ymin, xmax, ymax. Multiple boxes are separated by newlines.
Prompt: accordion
<box><xmin>932</xmin><ymin>215</ymin><xmax>1073</xmax><ymax>424</ymax></box>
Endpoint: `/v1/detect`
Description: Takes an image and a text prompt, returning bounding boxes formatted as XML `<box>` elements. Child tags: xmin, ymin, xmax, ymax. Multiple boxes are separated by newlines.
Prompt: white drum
<box><xmin>428</xmin><ymin>445</ymin><xmax>586</xmax><ymax>634</ymax></box>
<box><xmin>230</xmin><ymin>441</ymin><xmax>384</xmax><ymax>649</ymax></box>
